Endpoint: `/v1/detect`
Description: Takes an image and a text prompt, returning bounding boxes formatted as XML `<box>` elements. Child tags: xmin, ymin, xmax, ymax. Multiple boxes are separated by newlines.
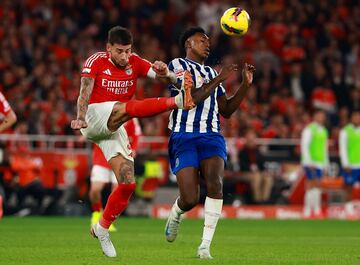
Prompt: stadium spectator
<box><xmin>238</xmin><ymin>129</ymin><xmax>273</xmax><ymax>204</ymax></box>
<box><xmin>9</xmin><ymin>145</ymin><xmax>45</xmax><ymax>215</ymax></box>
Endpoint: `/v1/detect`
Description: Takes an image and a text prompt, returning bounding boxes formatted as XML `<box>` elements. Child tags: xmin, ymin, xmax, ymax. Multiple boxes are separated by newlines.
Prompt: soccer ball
<box><xmin>220</xmin><ymin>7</ymin><xmax>250</xmax><ymax>37</ymax></box>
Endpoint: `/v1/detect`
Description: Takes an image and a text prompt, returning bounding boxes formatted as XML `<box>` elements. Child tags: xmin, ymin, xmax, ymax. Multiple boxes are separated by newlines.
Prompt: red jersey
<box><xmin>92</xmin><ymin>118</ymin><xmax>142</xmax><ymax>168</ymax></box>
<box><xmin>81</xmin><ymin>52</ymin><xmax>151</xmax><ymax>104</ymax></box>
<box><xmin>0</xmin><ymin>92</ymin><xmax>12</xmax><ymax>120</ymax></box>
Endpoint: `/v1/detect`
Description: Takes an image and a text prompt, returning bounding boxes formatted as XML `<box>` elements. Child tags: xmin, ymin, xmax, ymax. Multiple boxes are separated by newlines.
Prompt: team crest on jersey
<box><xmin>175</xmin><ymin>158</ymin><xmax>180</xmax><ymax>167</ymax></box>
<box><xmin>125</xmin><ymin>67</ymin><xmax>133</xmax><ymax>75</ymax></box>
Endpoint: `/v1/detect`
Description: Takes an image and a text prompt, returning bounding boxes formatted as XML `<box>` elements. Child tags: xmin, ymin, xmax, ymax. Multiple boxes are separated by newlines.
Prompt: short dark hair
<box><xmin>107</xmin><ymin>26</ymin><xmax>133</xmax><ymax>45</ymax></box>
<box><xmin>179</xmin><ymin>27</ymin><xmax>206</xmax><ymax>52</ymax></box>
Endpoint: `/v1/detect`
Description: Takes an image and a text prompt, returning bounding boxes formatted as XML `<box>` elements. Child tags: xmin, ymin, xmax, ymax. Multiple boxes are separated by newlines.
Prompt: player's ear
<box><xmin>106</xmin><ymin>43</ymin><xmax>112</xmax><ymax>52</ymax></box>
<box><xmin>185</xmin><ymin>39</ymin><xmax>192</xmax><ymax>50</ymax></box>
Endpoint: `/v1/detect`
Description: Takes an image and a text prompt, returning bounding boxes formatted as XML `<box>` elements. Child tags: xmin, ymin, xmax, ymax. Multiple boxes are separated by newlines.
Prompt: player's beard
<box><xmin>112</xmin><ymin>57</ymin><xmax>128</xmax><ymax>69</ymax></box>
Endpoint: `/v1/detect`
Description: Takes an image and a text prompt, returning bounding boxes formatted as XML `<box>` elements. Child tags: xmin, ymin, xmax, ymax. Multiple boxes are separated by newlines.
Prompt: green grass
<box><xmin>0</xmin><ymin>217</ymin><xmax>360</xmax><ymax>265</ymax></box>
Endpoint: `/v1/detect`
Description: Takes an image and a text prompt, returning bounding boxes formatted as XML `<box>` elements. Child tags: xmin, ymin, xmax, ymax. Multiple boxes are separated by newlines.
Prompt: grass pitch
<box><xmin>0</xmin><ymin>217</ymin><xmax>359</xmax><ymax>265</ymax></box>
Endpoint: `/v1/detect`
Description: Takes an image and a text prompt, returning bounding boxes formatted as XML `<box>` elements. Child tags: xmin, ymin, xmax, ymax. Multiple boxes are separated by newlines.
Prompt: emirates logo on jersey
<box><xmin>102</xmin><ymin>78</ymin><xmax>134</xmax><ymax>94</ymax></box>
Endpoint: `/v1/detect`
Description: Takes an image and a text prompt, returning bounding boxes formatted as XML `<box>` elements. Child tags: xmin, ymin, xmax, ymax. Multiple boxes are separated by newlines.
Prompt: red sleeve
<box><xmin>133</xmin><ymin>54</ymin><xmax>152</xmax><ymax>77</ymax></box>
<box><xmin>81</xmin><ymin>53</ymin><xmax>103</xmax><ymax>78</ymax></box>
<box><xmin>0</xmin><ymin>92</ymin><xmax>11</xmax><ymax>116</ymax></box>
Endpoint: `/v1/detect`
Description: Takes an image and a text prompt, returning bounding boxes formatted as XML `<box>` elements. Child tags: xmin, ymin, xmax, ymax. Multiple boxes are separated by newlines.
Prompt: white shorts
<box><xmin>80</xmin><ymin>101</ymin><xmax>133</xmax><ymax>162</ymax></box>
<box><xmin>90</xmin><ymin>165</ymin><xmax>117</xmax><ymax>184</ymax></box>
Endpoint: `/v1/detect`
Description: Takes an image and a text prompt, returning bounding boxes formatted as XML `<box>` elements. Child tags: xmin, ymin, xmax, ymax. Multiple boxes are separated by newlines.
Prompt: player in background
<box><xmin>0</xmin><ymin>92</ymin><xmax>17</xmax><ymax>133</ymax></box>
<box><xmin>301</xmin><ymin>110</ymin><xmax>329</xmax><ymax>219</ymax></box>
<box><xmin>164</xmin><ymin>27</ymin><xmax>255</xmax><ymax>259</ymax></box>
<box><xmin>90</xmin><ymin>118</ymin><xmax>141</xmax><ymax>232</ymax></box>
<box><xmin>339</xmin><ymin>110</ymin><xmax>360</xmax><ymax>218</ymax></box>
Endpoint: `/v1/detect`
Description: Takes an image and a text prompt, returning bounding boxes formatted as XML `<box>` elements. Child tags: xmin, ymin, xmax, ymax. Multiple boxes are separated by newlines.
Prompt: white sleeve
<box><xmin>301</xmin><ymin>127</ymin><xmax>312</xmax><ymax>165</ymax></box>
<box><xmin>146</xmin><ymin>67</ymin><xmax>156</xmax><ymax>79</ymax></box>
<box><xmin>168</xmin><ymin>58</ymin><xmax>188</xmax><ymax>91</ymax></box>
<box><xmin>339</xmin><ymin>129</ymin><xmax>349</xmax><ymax>167</ymax></box>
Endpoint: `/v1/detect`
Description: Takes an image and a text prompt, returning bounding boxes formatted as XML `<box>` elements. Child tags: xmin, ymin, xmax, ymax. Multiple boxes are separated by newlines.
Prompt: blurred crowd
<box><xmin>0</xmin><ymin>0</ymin><xmax>359</xmax><ymax>151</ymax></box>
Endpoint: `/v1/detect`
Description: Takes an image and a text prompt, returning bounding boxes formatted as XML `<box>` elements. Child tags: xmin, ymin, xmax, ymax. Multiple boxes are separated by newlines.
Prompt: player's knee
<box><xmin>181</xmin><ymin>195</ymin><xmax>199</xmax><ymax>211</ymax></box>
<box><xmin>89</xmin><ymin>188</ymin><xmax>101</xmax><ymax>200</ymax></box>
<box><xmin>206</xmin><ymin>177</ymin><xmax>223</xmax><ymax>198</ymax></box>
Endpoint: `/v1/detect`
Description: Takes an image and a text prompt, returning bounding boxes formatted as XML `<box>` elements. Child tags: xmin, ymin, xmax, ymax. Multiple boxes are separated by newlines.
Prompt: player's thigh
<box><xmin>304</xmin><ymin>167</ymin><xmax>322</xmax><ymax>188</ymax></box>
<box><xmin>197</xmin><ymin>133</ymin><xmax>226</xmax><ymax>185</ymax></box>
<box><xmin>80</xmin><ymin>102</ymin><xmax>118</xmax><ymax>141</ymax></box>
<box><xmin>90</xmin><ymin>181</ymin><xmax>106</xmax><ymax>193</ymax></box>
<box><xmin>176</xmin><ymin>167</ymin><xmax>200</xmax><ymax>201</ymax></box>
<box><xmin>97</xmin><ymin>127</ymin><xmax>134</xmax><ymax>169</ymax></box>
<box><xmin>168</xmin><ymin>133</ymin><xmax>200</xmax><ymax>174</ymax></box>
<box><xmin>200</xmin><ymin>156</ymin><xmax>225</xmax><ymax>190</ymax></box>
<box><xmin>107</xmin><ymin>102</ymin><xmax>130</xmax><ymax>132</ymax></box>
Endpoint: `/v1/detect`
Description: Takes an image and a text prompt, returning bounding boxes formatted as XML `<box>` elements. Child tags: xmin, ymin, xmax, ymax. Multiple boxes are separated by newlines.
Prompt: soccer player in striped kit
<box><xmin>164</xmin><ymin>27</ymin><xmax>255</xmax><ymax>259</ymax></box>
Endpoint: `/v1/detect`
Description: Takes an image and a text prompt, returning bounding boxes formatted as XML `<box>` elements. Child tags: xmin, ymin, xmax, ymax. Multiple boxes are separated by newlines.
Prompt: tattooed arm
<box><xmin>71</xmin><ymin>77</ymin><xmax>94</xmax><ymax>130</ymax></box>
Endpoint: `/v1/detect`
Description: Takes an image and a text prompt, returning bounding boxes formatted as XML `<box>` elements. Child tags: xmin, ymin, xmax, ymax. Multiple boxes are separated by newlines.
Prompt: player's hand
<box><xmin>218</xmin><ymin>64</ymin><xmax>238</xmax><ymax>82</ymax></box>
<box><xmin>242</xmin><ymin>63</ymin><xmax>256</xmax><ymax>87</ymax></box>
<box><xmin>152</xmin><ymin>61</ymin><xmax>168</xmax><ymax>77</ymax></box>
<box><xmin>71</xmin><ymin>119</ymin><xmax>88</xmax><ymax>130</ymax></box>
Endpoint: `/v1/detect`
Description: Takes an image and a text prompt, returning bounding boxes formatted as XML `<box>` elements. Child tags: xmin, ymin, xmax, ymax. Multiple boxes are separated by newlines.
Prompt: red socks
<box><xmin>99</xmin><ymin>183</ymin><xmax>136</xmax><ymax>229</ymax></box>
<box><xmin>91</xmin><ymin>202</ymin><xmax>102</xmax><ymax>212</ymax></box>
<box><xmin>125</xmin><ymin>98</ymin><xmax>176</xmax><ymax>118</ymax></box>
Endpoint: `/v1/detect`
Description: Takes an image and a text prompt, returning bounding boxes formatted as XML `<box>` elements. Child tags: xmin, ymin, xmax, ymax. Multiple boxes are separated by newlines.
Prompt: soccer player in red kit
<box><xmin>70</xmin><ymin>26</ymin><xmax>194</xmax><ymax>257</ymax></box>
<box><xmin>0</xmin><ymin>92</ymin><xmax>17</xmax><ymax>133</ymax></box>
<box><xmin>89</xmin><ymin>118</ymin><xmax>142</xmax><ymax>232</ymax></box>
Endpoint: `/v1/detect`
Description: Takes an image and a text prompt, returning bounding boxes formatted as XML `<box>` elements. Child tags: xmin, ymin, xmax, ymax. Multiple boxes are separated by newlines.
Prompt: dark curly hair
<box><xmin>179</xmin><ymin>27</ymin><xmax>206</xmax><ymax>54</ymax></box>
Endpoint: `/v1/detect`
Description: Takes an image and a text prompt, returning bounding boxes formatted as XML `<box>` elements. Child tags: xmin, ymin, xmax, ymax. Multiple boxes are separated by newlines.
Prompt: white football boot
<box><xmin>90</xmin><ymin>223</ymin><xmax>117</xmax><ymax>257</ymax></box>
<box><xmin>197</xmin><ymin>245</ymin><xmax>213</xmax><ymax>259</ymax></box>
<box><xmin>165</xmin><ymin>209</ymin><xmax>182</xmax><ymax>242</ymax></box>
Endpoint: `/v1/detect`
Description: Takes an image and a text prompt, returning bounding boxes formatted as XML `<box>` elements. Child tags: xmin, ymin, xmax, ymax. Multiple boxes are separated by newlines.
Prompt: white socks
<box><xmin>200</xmin><ymin>197</ymin><xmax>223</xmax><ymax>248</ymax></box>
<box><xmin>172</xmin><ymin>197</ymin><xmax>184</xmax><ymax>217</ymax></box>
<box><xmin>304</xmin><ymin>188</ymin><xmax>321</xmax><ymax>216</ymax></box>
<box><xmin>304</xmin><ymin>189</ymin><xmax>313</xmax><ymax>217</ymax></box>
<box><xmin>313</xmin><ymin>188</ymin><xmax>321</xmax><ymax>215</ymax></box>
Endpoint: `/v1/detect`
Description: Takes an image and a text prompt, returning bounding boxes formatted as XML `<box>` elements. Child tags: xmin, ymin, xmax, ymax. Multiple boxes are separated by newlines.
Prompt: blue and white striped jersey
<box><xmin>168</xmin><ymin>58</ymin><xmax>226</xmax><ymax>133</ymax></box>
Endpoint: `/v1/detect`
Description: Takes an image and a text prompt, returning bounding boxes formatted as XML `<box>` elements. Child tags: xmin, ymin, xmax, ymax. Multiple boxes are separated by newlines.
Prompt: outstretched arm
<box><xmin>71</xmin><ymin>77</ymin><xmax>94</xmax><ymax>129</ymax></box>
<box><xmin>191</xmin><ymin>64</ymin><xmax>238</xmax><ymax>104</ymax></box>
<box><xmin>217</xmin><ymin>63</ymin><xmax>255</xmax><ymax>118</ymax></box>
